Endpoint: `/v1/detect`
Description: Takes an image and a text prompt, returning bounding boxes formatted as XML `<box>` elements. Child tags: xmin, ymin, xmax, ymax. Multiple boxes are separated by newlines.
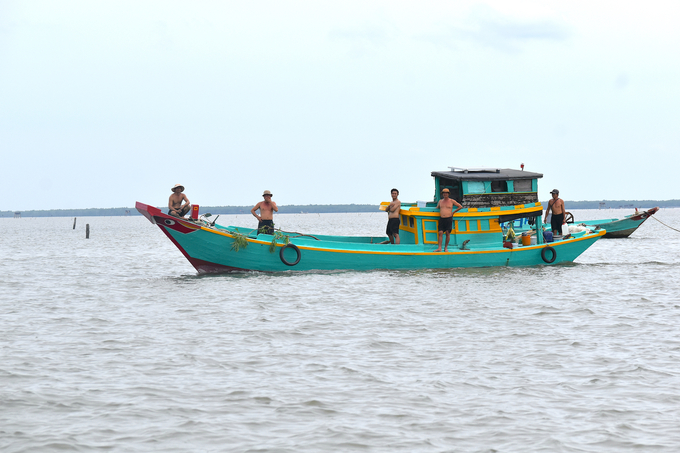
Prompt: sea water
<box><xmin>2</xmin><ymin>209</ymin><xmax>680</xmax><ymax>452</ymax></box>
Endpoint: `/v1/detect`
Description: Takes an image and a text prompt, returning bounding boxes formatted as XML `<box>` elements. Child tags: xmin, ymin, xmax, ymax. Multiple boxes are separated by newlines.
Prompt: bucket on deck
<box><xmin>543</xmin><ymin>230</ymin><xmax>554</xmax><ymax>243</ymax></box>
<box><xmin>521</xmin><ymin>234</ymin><xmax>531</xmax><ymax>246</ymax></box>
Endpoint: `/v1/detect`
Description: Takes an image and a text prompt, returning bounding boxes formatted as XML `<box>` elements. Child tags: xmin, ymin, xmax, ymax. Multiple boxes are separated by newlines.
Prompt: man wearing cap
<box><xmin>434</xmin><ymin>188</ymin><xmax>463</xmax><ymax>252</ymax></box>
<box><xmin>168</xmin><ymin>184</ymin><xmax>191</xmax><ymax>218</ymax></box>
<box><xmin>251</xmin><ymin>190</ymin><xmax>278</xmax><ymax>234</ymax></box>
<box><xmin>544</xmin><ymin>189</ymin><xmax>565</xmax><ymax>235</ymax></box>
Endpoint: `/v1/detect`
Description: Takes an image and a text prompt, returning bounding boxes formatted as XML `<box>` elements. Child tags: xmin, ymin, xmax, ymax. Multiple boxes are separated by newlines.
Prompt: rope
<box><xmin>651</xmin><ymin>215</ymin><xmax>680</xmax><ymax>233</ymax></box>
<box><xmin>280</xmin><ymin>230</ymin><xmax>321</xmax><ymax>240</ymax></box>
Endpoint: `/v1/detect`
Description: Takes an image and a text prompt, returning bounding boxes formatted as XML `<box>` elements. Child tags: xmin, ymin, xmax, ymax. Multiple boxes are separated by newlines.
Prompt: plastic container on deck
<box><xmin>561</xmin><ymin>224</ymin><xmax>570</xmax><ymax>236</ymax></box>
<box><xmin>543</xmin><ymin>230</ymin><xmax>554</xmax><ymax>243</ymax></box>
<box><xmin>521</xmin><ymin>234</ymin><xmax>531</xmax><ymax>246</ymax></box>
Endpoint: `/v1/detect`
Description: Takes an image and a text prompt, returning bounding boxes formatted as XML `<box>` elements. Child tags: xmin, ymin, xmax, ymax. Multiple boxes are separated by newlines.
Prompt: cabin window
<box><xmin>469</xmin><ymin>221</ymin><xmax>478</xmax><ymax>232</ymax></box>
<box><xmin>491</xmin><ymin>180</ymin><xmax>508</xmax><ymax>192</ymax></box>
<box><xmin>457</xmin><ymin>221</ymin><xmax>467</xmax><ymax>232</ymax></box>
<box><xmin>467</xmin><ymin>181</ymin><xmax>485</xmax><ymax>194</ymax></box>
<box><xmin>513</xmin><ymin>179</ymin><xmax>532</xmax><ymax>192</ymax></box>
<box><xmin>409</xmin><ymin>217</ymin><xmax>415</xmax><ymax>228</ymax></box>
<box><xmin>480</xmin><ymin>219</ymin><xmax>490</xmax><ymax>230</ymax></box>
<box><xmin>438</xmin><ymin>178</ymin><xmax>462</xmax><ymax>200</ymax></box>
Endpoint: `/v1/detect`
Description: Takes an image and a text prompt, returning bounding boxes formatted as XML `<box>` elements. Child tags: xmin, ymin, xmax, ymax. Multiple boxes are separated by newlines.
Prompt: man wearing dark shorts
<box><xmin>434</xmin><ymin>188</ymin><xmax>462</xmax><ymax>252</ymax></box>
<box><xmin>544</xmin><ymin>189</ymin><xmax>566</xmax><ymax>235</ymax></box>
<box><xmin>258</xmin><ymin>219</ymin><xmax>274</xmax><ymax>234</ymax></box>
<box><xmin>551</xmin><ymin>213</ymin><xmax>565</xmax><ymax>235</ymax></box>
<box><xmin>386</xmin><ymin>218</ymin><xmax>400</xmax><ymax>237</ymax></box>
<box><xmin>438</xmin><ymin>217</ymin><xmax>453</xmax><ymax>234</ymax></box>
<box><xmin>386</xmin><ymin>188</ymin><xmax>401</xmax><ymax>244</ymax></box>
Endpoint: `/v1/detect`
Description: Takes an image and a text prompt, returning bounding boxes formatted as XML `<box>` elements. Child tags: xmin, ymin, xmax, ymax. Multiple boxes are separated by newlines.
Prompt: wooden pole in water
<box><xmin>86</xmin><ymin>224</ymin><xmax>90</xmax><ymax>239</ymax></box>
<box><xmin>73</xmin><ymin>217</ymin><xmax>77</xmax><ymax>229</ymax></box>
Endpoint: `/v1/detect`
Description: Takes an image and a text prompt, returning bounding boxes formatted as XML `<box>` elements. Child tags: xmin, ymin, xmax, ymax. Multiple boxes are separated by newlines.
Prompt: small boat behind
<box><xmin>512</xmin><ymin>207</ymin><xmax>660</xmax><ymax>238</ymax></box>
<box><xmin>566</xmin><ymin>207</ymin><xmax>659</xmax><ymax>238</ymax></box>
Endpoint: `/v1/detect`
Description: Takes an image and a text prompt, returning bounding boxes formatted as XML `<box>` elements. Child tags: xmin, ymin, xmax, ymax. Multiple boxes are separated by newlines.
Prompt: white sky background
<box><xmin>1</xmin><ymin>1</ymin><xmax>679</xmax><ymax>210</ymax></box>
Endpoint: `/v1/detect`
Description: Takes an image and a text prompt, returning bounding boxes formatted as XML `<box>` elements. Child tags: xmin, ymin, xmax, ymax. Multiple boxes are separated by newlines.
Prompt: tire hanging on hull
<box><xmin>280</xmin><ymin>244</ymin><xmax>301</xmax><ymax>266</ymax></box>
<box><xmin>541</xmin><ymin>246</ymin><xmax>557</xmax><ymax>264</ymax></box>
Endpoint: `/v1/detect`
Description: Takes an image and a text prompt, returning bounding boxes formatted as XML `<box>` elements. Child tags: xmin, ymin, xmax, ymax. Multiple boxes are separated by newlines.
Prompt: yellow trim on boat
<box><xmin>198</xmin><ymin>225</ymin><xmax>605</xmax><ymax>256</ymax></box>
<box><xmin>407</xmin><ymin>205</ymin><xmax>543</xmax><ymax>218</ymax></box>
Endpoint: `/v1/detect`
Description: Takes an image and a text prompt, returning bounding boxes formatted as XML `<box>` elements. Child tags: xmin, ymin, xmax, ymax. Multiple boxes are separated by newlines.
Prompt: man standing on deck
<box><xmin>386</xmin><ymin>188</ymin><xmax>401</xmax><ymax>244</ymax></box>
<box><xmin>434</xmin><ymin>188</ymin><xmax>462</xmax><ymax>252</ymax></box>
<box><xmin>544</xmin><ymin>189</ymin><xmax>565</xmax><ymax>235</ymax></box>
<box><xmin>251</xmin><ymin>190</ymin><xmax>278</xmax><ymax>234</ymax></box>
<box><xmin>168</xmin><ymin>184</ymin><xmax>191</xmax><ymax>218</ymax></box>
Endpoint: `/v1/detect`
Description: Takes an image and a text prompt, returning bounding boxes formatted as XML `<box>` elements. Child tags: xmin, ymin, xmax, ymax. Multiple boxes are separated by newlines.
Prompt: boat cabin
<box><xmin>431</xmin><ymin>167</ymin><xmax>542</xmax><ymax>207</ymax></box>
<box><xmin>382</xmin><ymin>166</ymin><xmax>548</xmax><ymax>248</ymax></box>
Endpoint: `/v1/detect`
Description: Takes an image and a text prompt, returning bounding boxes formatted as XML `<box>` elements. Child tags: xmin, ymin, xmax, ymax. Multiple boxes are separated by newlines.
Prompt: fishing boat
<box><xmin>136</xmin><ymin>166</ymin><xmax>605</xmax><ymax>273</ymax></box>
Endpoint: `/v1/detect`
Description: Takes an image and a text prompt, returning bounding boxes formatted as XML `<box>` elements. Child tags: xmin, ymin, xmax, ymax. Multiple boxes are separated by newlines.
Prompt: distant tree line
<box><xmin>3</xmin><ymin>200</ymin><xmax>678</xmax><ymax>218</ymax></box>
<box><xmin>1</xmin><ymin>207</ymin><xmax>138</xmax><ymax>218</ymax></box>
<box><xmin>554</xmin><ymin>200</ymin><xmax>679</xmax><ymax>210</ymax></box>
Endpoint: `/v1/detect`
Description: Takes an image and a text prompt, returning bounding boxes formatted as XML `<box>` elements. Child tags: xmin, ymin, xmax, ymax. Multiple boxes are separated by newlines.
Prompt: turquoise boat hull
<box><xmin>137</xmin><ymin>202</ymin><xmax>605</xmax><ymax>274</ymax></box>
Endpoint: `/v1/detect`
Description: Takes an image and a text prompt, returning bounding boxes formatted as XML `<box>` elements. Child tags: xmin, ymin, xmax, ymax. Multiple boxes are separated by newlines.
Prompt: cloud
<box><xmin>421</xmin><ymin>10</ymin><xmax>571</xmax><ymax>53</ymax></box>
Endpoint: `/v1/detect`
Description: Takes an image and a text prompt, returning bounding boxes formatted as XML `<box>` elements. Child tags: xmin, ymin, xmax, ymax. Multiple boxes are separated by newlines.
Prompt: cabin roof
<box><xmin>431</xmin><ymin>167</ymin><xmax>543</xmax><ymax>181</ymax></box>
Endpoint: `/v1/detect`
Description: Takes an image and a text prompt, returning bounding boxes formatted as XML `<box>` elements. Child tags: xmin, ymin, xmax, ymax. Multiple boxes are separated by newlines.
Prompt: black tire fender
<box><xmin>541</xmin><ymin>246</ymin><xmax>557</xmax><ymax>264</ymax></box>
<box><xmin>279</xmin><ymin>244</ymin><xmax>301</xmax><ymax>266</ymax></box>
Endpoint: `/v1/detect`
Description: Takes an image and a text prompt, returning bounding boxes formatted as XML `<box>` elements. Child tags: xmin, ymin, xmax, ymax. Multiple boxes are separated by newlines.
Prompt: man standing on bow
<box><xmin>251</xmin><ymin>190</ymin><xmax>278</xmax><ymax>234</ymax></box>
<box><xmin>434</xmin><ymin>188</ymin><xmax>462</xmax><ymax>252</ymax></box>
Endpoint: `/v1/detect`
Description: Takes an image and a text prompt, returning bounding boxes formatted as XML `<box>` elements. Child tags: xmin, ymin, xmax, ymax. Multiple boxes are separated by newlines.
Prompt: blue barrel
<box><xmin>543</xmin><ymin>230</ymin><xmax>554</xmax><ymax>243</ymax></box>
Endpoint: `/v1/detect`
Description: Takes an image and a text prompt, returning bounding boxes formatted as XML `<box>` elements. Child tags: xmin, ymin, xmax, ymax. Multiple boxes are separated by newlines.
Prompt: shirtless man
<box><xmin>251</xmin><ymin>190</ymin><xmax>278</xmax><ymax>234</ymax></box>
<box><xmin>434</xmin><ymin>188</ymin><xmax>463</xmax><ymax>252</ymax></box>
<box><xmin>544</xmin><ymin>189</ymin><xmax>565</xmax><ymax>235</ymax></box>
<box><xmin>168</xmin><ymin>184</ymin><xmax>191</xmax><ymax>218</ymax></box>
<box><xmin>386</xmin><ymin>188</ymin><xmax>401</xmax><ymax>244</ymax></box>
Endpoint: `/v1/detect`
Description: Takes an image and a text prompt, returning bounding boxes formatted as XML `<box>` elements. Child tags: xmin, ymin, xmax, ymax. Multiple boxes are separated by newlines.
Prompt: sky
<box><xmin>1</xmin><ymin>0</ymin><xmax>679</xmax><ymax>210</ymax></box>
